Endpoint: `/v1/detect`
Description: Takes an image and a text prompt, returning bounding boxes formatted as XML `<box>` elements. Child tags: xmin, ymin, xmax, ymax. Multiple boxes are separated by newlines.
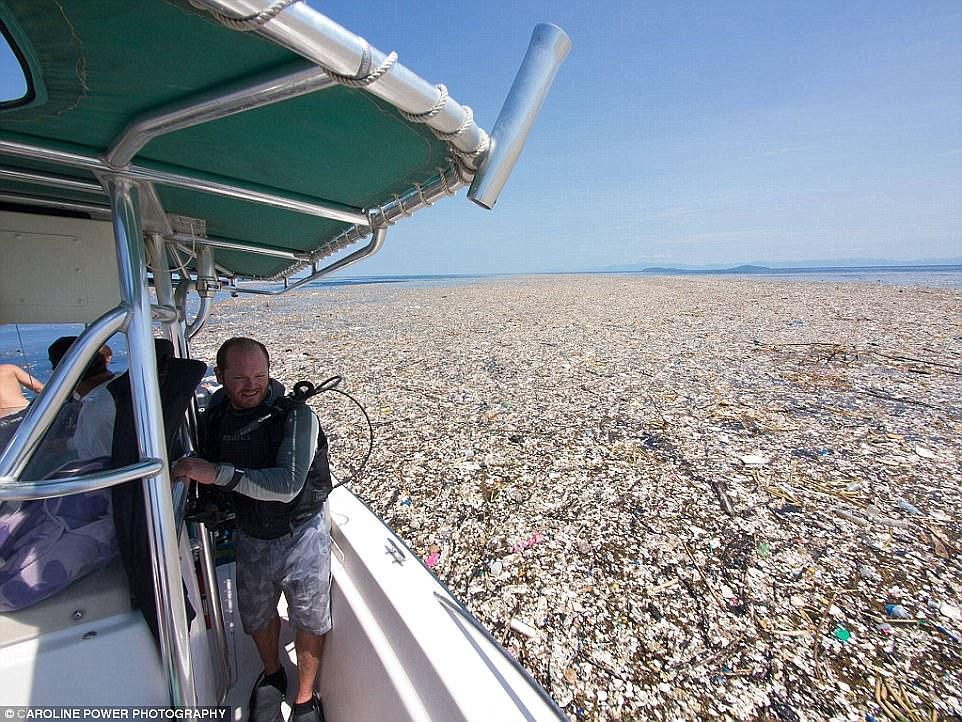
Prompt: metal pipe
<box><xmin>148</xmin><ymin>233</ymin><xmax>181</xmax><ymax>345</ymax></box>
<box><xmin>172</xmin><ymin>277</ymin><xmax>212</xmax><ymax>341</ymax></box>
<box><xmin>140</xmin><ymin>183</ymin><xmax>174</xmax><ymax>236</ymax></box>
<box><xmin>192</xmin><ymin>1</ymin><xmax>488</xmax><ymax>163</ymax></box>
<box><xmin>173</xmin><ymin>278</ymin><xmax>196</xmax><ymax>321</ymax></box>
<box><xmin>171</xmin><ymin>280</ymin><xmax>207</xmax><ymax>340</ymax></box>
<box><xmin>260</xmin><ymin>166</ymin><xmax>464</xmax><ymax>283</ymax></box>
<box><xmin>161</xmin><ymin>244</ymin><xmax>200</xmax><ymax>475</ymax></box>
<box><xmin>107</xmin><ymin>64</ymin><xmax>336</xmax><ymax>168</ymax></box>
<box><xmin>0</xmin><ymin>306</ymin><xmax>129</xmax><ymax>481</ymax></box>
<box><xmin>151</xmin><ymin>304</ymin><xmax>179</xmax><ymax>323</ymax></box>
<box><xmin>0</xmin><ymin>192</ymin><xmax>111</xmax><ymax>217</ymax></box>
<box><xmin>186</xmin><ymin>246</ymin><xmax>216</xmax><ymax>339</ymax></box>
<box><xmin>232</xmin><ymin>226</ymin><xmax>387</xmax><ymax>295</ymax></box>
<box><xmin>0</xmin><ymin>459</ymin><xmax>165</xmax><ymax>500</ymax></box>
<box><xmin>125</xmin><ymin>165</ymin><xmax>368</xmax><ymax>225</ymax></box>
<box><xmin>0</xmin><ymin>166</ymin><xmax>106</xmax><ymax>195</ymax></box>
<box><xmin>0</xmin><ymin>138</ymin><xmax>368</xmax><ymax>226</ymax></box>
<box><xmin>148</xmin><ymin>239</ymin><xmax>196</xmax><ymax>526</ymax></box>
<box><xmin>468</xmin><ymin>24</ymin><xmax>570</xmax><ymax>209</ymax></box>
<box><xmin>104</xmin><ymin>175</ymin><xmax>196</xmax><ymax>707</ymax></box>
<box><xmin>192</xmin><ymin>522</ymin><xmax>232</xmax><ymax>702</ymax></box>
<box><xmin>170</xmin><ymin>234</ymin><xmax>310</xmax><ymax>261</ymax></box>
<box><xmin>0</xmin><ymin>137</ymin><xmax>105</xmax><ymax>171</ymax></box>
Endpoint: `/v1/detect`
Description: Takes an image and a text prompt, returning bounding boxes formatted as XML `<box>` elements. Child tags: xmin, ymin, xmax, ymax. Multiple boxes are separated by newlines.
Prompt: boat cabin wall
<box><xmin>0</xmin><ymin>210</ymin><xmax>121</xmax><ymax>325</ymax></box>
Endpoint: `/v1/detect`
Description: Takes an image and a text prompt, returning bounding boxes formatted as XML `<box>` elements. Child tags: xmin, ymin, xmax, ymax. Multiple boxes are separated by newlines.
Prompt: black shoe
<box><xmin>249</xmin><ymin>669</ymin><xmax>287</xmax><ymax>722</ymax></box>
<box><xmin>288</xmin><ymin>694</ymin><xmax>325</xmax><ymax>722</ymax></box>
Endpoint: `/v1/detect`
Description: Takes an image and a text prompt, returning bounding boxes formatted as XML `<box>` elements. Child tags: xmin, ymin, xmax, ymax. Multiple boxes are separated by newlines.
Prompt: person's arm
<box><xmin>14</xmin><ymin>366</ymin><xmax>43</xmax><ymax>394</ymax></box>
<box><xmin>174</xmin><ymin>405</ymin><xmax>318</xmax><ymax>502</ymax></box>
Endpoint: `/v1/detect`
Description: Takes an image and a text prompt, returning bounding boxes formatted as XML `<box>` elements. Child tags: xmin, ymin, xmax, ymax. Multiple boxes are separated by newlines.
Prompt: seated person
<box><xmin>0</xmin><ymin>363</ymin><xmax>43</xmax><ymax>418</ymax></box>
<box><xmin>0</xmin><ymin>339</ymin><xmax>119</xmax><ymax>612</ymax></box>
<box><xmin>0</xmin><ymin>339</ymin><xmax>115</xmax><ymax>478</ymax></box>
<box><xmin>46</xmin><ymin>336</ymin><xmax>115</xmax><ymax>399</ymax></box>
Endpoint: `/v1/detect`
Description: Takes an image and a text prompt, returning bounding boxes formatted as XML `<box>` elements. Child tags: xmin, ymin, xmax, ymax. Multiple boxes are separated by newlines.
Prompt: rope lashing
<box><xmin>197</xmin><ymin>2</ymin><xmax>489</xmax><ymax>164</ymax></box>
<box><xmin>393</xmin><ymin>194</ymin><xmax>413</xmax><ymax>218</ymax></box>
<box><xmin>198</xmin><ymin>0</ymin><xmax>304</xmax><ymax>31</ymax></box>
<box><xmin>433</xmin><ymin>105</ymin><xmax>474</xmax><ymax>141</ymax></box>
<box><xmin>398</xmin><ymin>84</ymin><xmax>448</xmax><ymax>123</ymax></box>
<box><xmin>450</xmin><ymin>154</ymin><xmax>476</xmax><ymax>184</ymax></box>
<box><xmin>414</xmin><ymin>183</ymin><xmax>433</xmax><ymax>207</ymax></box>
<box><xmin>437</xmin><ymin>167</ymin><xmax>456</xmax><ymax>196</ymax></box>
<box><xmin>326</xmin><ymin>48</ymin><xmax>399</xmax><ymax>88</ymax></box>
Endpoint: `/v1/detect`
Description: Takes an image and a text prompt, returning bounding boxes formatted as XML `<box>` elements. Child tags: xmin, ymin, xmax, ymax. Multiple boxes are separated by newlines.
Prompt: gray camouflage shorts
<box><xmin>235</xmin><ymin>505</ymin><xmax>332</xmax><ymax>636</ymax></box>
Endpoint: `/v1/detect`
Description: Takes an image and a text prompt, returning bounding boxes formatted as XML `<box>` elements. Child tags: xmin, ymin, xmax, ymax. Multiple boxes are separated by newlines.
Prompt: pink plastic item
<box><xmin>511</xmin><ymin>532</ymin><xmax>545</xmax><ymax>554</ymax></box>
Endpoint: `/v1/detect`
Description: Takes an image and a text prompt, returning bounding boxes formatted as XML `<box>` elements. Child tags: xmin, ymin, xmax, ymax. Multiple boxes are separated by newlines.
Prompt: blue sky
<box><xmin>328</xmin><ymin>0</ymin><xmax>962</xmax><ymax>273</ymax></box>
<box><xmin>1</xmin><ymin>1</ymin><xmax>959</xmax><ymax>274</ymax></box>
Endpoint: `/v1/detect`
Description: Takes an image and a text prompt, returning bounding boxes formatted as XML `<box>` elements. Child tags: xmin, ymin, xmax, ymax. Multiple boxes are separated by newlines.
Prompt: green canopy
<box><xmin>0</xmin><ymin>0</ymin><xmax>474</xmax><ymax>279</ymax></box>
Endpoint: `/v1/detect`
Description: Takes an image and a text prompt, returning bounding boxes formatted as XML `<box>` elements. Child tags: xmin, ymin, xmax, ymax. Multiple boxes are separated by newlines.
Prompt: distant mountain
<box><xmin>631</xmin><ymin>264</ymin><xmax>773</xmax><ymax>274</ymax></box>
<box><xmin>600</xmin><ymin>257</ymin><xmax>962</xmax><ymax>273</ymax></box>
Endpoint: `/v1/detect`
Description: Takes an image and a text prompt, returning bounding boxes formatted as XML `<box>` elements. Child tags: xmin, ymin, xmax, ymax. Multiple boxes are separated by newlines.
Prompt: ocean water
<box><xmin>672</xmin><ymin>264</ymin><xmax>962</xmax><ymax>288</ymax></box>
<box><xmin>4</xmin><ymin>265</ymin><xmax>959</xmax><ymax>385</ymax></box>
<box><xmin>308</xmin><ymin>266</ymin><xmax>962</xmax><ymax>290</ymax></box>
<box><xmin>0</xmin><ymin>323</ymin><xmax>129</xmax><ymax>387</ymax></box>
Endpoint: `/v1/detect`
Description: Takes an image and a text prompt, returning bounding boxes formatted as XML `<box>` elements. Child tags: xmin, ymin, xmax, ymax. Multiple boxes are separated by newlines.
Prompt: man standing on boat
<box><xmin>173</xmin><ymin>337</ymin><xmax>332</xmax><ymax>722</ymax></box>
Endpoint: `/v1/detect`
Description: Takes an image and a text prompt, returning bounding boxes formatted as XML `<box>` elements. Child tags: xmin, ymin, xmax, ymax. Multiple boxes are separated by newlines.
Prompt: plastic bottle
<box><xmin>884</xmin><ymin>603</ymin><xmax>910</xmax><ymax>619</ymax></box>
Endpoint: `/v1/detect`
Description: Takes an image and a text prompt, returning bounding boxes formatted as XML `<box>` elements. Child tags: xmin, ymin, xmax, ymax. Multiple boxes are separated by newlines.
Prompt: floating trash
<box><xmin>511</xmin><ymin>531</ymin><xmax>545</xmax><ymax>554</ymax></box>
<box><xmin>897</xmin><ymin>498</ymin><xmax>923</xmax><ymax>516</ymax></box>
<box><xmin>940</xmin><ymin>602</ymin><xmax>962</xmax><ymax>621</ymax></box>
<box><xmin>190</xmin><ymin>275</ymin><xmax>962</xmax><ymax>722</ymax></box>
<box><xmin>885</xmin><ymin>604</ymin><xmax>911</xmax><ymax>619</ymax></box>
<box><xmin>509</xmin><ymin>617</ymin><xmax>540</xmax><ymax>639</ymax></box>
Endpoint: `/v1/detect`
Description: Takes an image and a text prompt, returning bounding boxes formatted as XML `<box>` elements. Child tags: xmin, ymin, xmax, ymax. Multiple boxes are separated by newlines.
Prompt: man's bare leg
<box><xmin>293</xmin><ymin>630</ymin><xmax>325</xmax><ymax>704</ymax></box>
<box><xmin>252</xmin><ymin>614</ymin><xmax>282</xmax><ymax>675</ymax></box>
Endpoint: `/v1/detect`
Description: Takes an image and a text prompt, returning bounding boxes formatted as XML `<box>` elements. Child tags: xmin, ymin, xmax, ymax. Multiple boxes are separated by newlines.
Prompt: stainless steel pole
<box><xmin>192</xmin><ymin>521</ymin><xmax>233</xmax><ymax>701</ymax></box>
<box><xmin>148</xmin><ymin>233</ymin><xmax>180</xmax><ymax>345</ymax></box>
<box><xmin>104</xmin><ymin>176</ymin><xmax>197</xmax><ymax>706</ymax></box>
<box><xmin>468</xmin><ymin>24</ymin><xmax>571</xmax><ymax>209</ymax></box>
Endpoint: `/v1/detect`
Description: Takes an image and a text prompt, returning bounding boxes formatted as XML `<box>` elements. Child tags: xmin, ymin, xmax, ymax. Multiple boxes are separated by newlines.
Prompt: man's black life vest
<box><xmin>201</xmin><ymin>384</ymin><xmax>331</xmax><ymax>540</ymax></box>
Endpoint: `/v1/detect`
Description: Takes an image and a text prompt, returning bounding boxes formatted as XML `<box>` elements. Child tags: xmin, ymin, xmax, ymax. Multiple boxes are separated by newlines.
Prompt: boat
<box><xmin>0</xmin><ymin>1</ymin><xmax>570</xmax><ymax>717</ymax></box>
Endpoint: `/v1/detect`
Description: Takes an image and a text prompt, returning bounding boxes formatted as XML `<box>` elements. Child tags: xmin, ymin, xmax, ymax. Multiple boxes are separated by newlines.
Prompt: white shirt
<box><xmin>70</xmin><ymin>380</ymin><xmax>117</xmax><ymax>460</ymax></box>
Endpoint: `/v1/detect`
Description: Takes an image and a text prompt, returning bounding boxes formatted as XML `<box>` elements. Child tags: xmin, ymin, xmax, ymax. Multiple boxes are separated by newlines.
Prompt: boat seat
<box><xmin>0</xmin><ymin>556</ymin><xmax>131</xmax><ymax>648</ymax></box>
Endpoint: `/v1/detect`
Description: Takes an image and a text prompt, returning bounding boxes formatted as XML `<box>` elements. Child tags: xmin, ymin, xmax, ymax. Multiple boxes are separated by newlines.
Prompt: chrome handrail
<box><xmin>229</xmin><ymin>226</ymin><xmax>387</xmax><ymax>296</ymax></box>
<box><xmin>170</xmin><ymin>235</ymin><xmax>311</xmax><ymax>261</ymax></box>
<box><xmin>0</xmin><ymin>138</ymin><xmax>368</xmax><ymax>226</ymax></box>
<box><xmin>107</xmin><ymin>63</ymin><xmax>336</xmax><ymax>168</ymax></box>
<box><xmin>106</xmin><ymin>175</ymin><xmax>197</xmax><ymax>707</ymax></box>
<box><xmin>0</xmin><ymin>459</ymin><xmax>164</xmax><ymax>500</ymax></box>
<box><xmin>191</xmin><ymin>521</ymin><xmax>232</xmax><ymax>703</ymax></box>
